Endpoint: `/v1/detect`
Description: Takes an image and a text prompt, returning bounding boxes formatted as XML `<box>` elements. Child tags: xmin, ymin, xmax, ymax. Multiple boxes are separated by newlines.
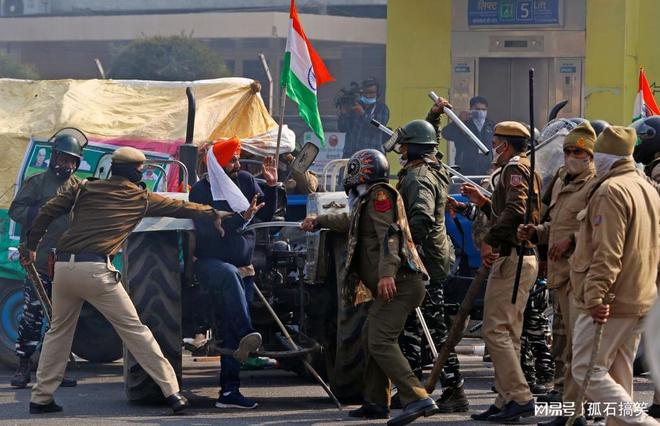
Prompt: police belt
<box><xmin>499</xmin><ymin>245</ymin><xmax>535</xmax><ymax>257</ymax></box>
<box><xmin>56</xmin><ymin>252</ymin><xmax>110</xmax><ymax>263</ymax></box>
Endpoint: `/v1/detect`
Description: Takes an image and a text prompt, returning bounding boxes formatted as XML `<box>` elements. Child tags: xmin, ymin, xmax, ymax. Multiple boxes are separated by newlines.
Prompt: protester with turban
<box><xmin>189</xmin><ymin>137</ymin><xmax>278</xmax><ymax>409</ymax></box>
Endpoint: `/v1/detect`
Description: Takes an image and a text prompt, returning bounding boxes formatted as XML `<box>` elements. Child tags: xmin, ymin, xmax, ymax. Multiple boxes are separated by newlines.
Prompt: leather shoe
<box><xmin>487</xmin><ymin>399</ymin><xmax>534</xmax><ymax>422</ymax></box>
<box><xmin>538</xmin><ymin>416</ymin><xmax>586</xmax><ymax>426</ymax></box>
<box><xmin>471</xmin><ymin>404</ymin><xmax>501</xmax><ymax>420</ymax></box>
<box><xmin>348</xmin><ymin>402</ymin><xmax>389</xmax><ymax>419</ymax></box>
<box><xmin>165</xmin><ymin>392</ymin><xmax>189</xmax><ymax>414</ymax></box>
<box><xmin>60</xmin><ymin>377</ymin><xmax>77</xmax><ymax>387</ymax></box>
<box><xmin>387</xmin><ymin>397</ymin><xmax>439</xmax><ymax>426</ymax></box>
<box><xmin>29</xmin><ymin>401</ymin><xmax>63</xmax><ymax>414</ymax></box>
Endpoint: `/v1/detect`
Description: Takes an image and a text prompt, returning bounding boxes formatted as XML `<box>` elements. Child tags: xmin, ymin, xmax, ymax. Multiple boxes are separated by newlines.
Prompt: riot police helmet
<box><xmin>589</xmin><ymin>120</ymin><xmax>610</xmax><ymax>136</ymax></box>
<box><xmin>632</xmin><ymin>116</ymin><xmax>660</xmax><ymax>165</ymax></box>
<box><xmin>343</xmin><ymin>149</ymin><xmax>389</xmax><ymax>194</ymax></box>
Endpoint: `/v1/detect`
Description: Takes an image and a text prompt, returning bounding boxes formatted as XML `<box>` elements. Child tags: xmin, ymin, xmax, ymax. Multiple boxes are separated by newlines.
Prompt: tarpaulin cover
<box><xmin>0</xmin><ymin>77</ymin><xmax>295</xmax><ymax>208</ymax></box>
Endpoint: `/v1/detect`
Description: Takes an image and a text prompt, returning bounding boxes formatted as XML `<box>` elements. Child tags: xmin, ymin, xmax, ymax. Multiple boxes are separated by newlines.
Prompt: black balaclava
<box><xmin>111</xmin><ymin>163</ymin><xmax>143</xmax><ymax>183</ymax></box>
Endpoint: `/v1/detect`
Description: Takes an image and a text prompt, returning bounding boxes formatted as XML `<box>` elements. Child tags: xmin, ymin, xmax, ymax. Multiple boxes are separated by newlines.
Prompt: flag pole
<box><xmin>274</xmin><ymin>83</ymin><xmax>287</xmax><ymax>168</ymax></box>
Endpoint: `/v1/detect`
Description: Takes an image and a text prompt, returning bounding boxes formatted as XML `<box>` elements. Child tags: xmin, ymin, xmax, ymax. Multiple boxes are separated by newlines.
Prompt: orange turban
<box><xmin>212</xmin><ymin>137</ymin><xmax>241</xmax><ymax>167</ymax></box>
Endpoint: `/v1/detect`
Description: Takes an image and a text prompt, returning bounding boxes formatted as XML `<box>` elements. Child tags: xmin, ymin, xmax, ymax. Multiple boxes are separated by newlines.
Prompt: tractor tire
<box><xmin>0</xmin><ymin>279</ymin><xmax>24</xmax><ymax>369</ymax></box>
<box><xmin>122</xmin><ymin>231</ymin><xmax>182</xmax><ymax>402</ymax></box>
<box><xmin>71</xmin><ymin>302</ymin><xmax>123</xmax><ymax>363</ymax></box>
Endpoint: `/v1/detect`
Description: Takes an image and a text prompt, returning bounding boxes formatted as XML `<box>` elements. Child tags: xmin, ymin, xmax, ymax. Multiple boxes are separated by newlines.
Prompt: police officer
<box><xmin>394</xmin><ymin>113</ymin><xmax>468</xmax><ymax>413</ymax></box>
<box><xmin>461</xmin><ymin>121</ymin><xmax>541</xmax><ymax>422</ymax></box>
<box><xmin>8</xmin><ymin>130</ymin><xmax>84</xmax><ymax>388</ymax></box>
<box><xmin>518</xmin><ymin>122</ymin><xmax>598</xmax><ymax>425</ymax></box>
<box><xmin>22</xmin><ymin>146</ymin><xmax>228</xmax><ymax>414</ymax></box>
<box><xmin>301</xmin><ymin>149</ymin><xmax>439</xmax><ymax>426</ymax></box>
<box><xmin>570</xmin><ymin>126</ymin><xmax>658</xmax><ymax>426</ymax></box>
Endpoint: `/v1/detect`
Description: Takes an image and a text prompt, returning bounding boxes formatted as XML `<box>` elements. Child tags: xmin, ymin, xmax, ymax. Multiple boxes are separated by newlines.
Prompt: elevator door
<box><xmin>478</xmin><ymin>58</ymin><xmax>550</xmax><ymax>128</ymax></box>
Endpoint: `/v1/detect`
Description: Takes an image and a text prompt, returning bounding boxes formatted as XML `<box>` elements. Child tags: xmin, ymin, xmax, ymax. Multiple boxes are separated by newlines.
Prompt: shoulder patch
<box><xmin>592</xmin><ymin>214</ymin><xmax>603</xmax><ymax>226</ymax></box>
<box><xmin>507</xmin><ymin>155</ymin><xmax>521</xmax><ymax>165</ymax></box>
<box><xmin>510</xmin><ymin>174</ymin><xmax>524</xmax><ymax>187</ymax></box>
<box><xmin>373</xmin><ymin>190</ymin><xmax>392</xmax><ymax>213</ymax></box>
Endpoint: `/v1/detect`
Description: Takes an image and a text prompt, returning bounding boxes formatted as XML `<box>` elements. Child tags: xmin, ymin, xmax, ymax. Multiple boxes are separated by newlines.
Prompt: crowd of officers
<box><xmin>6</xmin><ymin>96</ymin><xmax>660</xmax><ymax>426</ymax></box>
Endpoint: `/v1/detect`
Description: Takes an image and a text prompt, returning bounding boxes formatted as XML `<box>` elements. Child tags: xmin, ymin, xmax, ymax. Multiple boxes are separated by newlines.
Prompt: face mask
<box><xmin>471</xmin><ymin>110</ymin><xmax>487</xmax><ymax>121</ymax></box>
<box><xmin>492</xmin><ymin>143</ymin><xmax>507</xmax><ymax>167</ymax></box>
<box><xmin>112</xmin><ymin>163</ymin><xmax>144</xmax><ymax>183</ymax></box>
<box><xmin>564</xmin><ymin>156</ymin><xmax>591</xmax><ymax>175</ymax></box>
<box><xmin>360</xmin><ymin>96</ymin><xmax>377</xmax><ymax>105</ymax></box>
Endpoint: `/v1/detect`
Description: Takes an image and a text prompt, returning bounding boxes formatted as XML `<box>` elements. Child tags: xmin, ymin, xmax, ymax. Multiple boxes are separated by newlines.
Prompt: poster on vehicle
<box><xmin>303</xmin><ymin>131</ymin><xmax>346</xmax><ymax>175</ymax></box>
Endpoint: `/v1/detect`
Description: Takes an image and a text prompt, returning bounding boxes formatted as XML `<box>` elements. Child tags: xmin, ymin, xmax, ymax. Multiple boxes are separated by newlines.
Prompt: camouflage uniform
<box><xmin>520</xmin><ymin>278</ymin><xmax>555</xmax><ymax>387</ymax></box>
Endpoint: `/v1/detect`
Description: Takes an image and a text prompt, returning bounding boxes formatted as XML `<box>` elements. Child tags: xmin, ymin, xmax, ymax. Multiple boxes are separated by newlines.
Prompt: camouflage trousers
<box><xmin>15</xmin><ymin>273</ymin><xmax>51</xmax><ymax>359</ymax></box>
<box><xmin>398</xmin><ymin>281</ymin><xmax>463</xmax><ymax>389</ymax></box>
<box><xmin>520</xmin><ymin>279</ymin><xmax>555</xmax><ymax>385</ymax></box>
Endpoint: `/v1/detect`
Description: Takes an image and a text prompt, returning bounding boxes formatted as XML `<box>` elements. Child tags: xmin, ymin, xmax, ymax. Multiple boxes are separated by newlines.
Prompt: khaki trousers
<box><xmin>362</xmin><ymin>275</ymin><xmax>428</xmax><ymax>407</ymax></box>
<box><xmin>31</xmin><ymin>259</ymin><xmax>179</xmax><ymax>404</ymax></box>
<box><xmin>555</xmin><ymin>285</ymin><xmax>581</xmax><ymax>406</ymax></box>
<box><xmin>572</xmin><ymin>313</ymin><xmax>658</xmax><ymax>425</ymax></box>
<box><xmin>482</xmin><ymin>252</ymin><xmax>537</xmax><ymax>407</ymax></box>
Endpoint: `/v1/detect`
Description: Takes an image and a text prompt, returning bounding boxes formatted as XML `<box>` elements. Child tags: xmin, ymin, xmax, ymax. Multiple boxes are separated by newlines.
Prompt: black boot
<box><xmin>348</xmin><ymin>402</ymin><xmax>389</xmax><ymax>419</ymax></box>
<box><xmin>59</xmin><ymin>377</ymin><xmax>77</xmax><ymax>387</ymax></box>
<box><xmin>165</xmin><ymin>392</ymin><xmax>189</xmax><ymax>414</ymax></box>
<box><xmin>29</xmin><ymin>400</ymin><xmax>63</xmax><ymax>414</ymax></box>
<box><xmin>11</xmin><ymin>357</ymin><xmax>31</xmax><ymax>388</ymax></box>
<box><xmin>436</xmin><ymin>386</ymin><xmax>469</xmax><ymax>413</ymax></box>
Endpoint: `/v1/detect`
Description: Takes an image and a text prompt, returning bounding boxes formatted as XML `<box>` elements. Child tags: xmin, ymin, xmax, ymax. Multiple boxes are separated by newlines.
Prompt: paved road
<box><xmin>0</xmin><ymin>351</ymin><xmax>656</xmax><ymax>425</ymax></box>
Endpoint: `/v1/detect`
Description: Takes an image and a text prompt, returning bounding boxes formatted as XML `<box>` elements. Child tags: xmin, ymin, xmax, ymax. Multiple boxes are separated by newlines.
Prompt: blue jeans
<box><xmin>194</xmin><ymin>258</ymin><xmax>255</xmax><ymax>393</ymax></box>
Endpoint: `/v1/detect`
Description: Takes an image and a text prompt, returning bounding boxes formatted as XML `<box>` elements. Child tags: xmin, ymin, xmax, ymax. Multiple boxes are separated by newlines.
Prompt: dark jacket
<box><xmin>397</xmin><ymin>161</ymin><xmax>453</xmax><ymax>284</ymax></box>
<box><xmin>441</xmin><ymin>118</ymin><xmax>495</xmax><ymax>176</ymax></box>
<box><xmin>190</xmin><ymin>171</ymin><xmax>277</xmax><ymax>267</ymax></box>
<box><xmin>339</xmin><ymin>100</ymin><xmax>390</xmax><ymax>157</ymax></box>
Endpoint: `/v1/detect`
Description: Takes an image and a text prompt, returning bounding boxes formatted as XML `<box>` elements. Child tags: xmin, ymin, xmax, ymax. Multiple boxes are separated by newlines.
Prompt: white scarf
<box><xmin>594</xmin><ymin>152</ymin><xmax>632</xmax><ymax>178</ymax></box>
<box><xmin>206</xmin><ymin>149</ymin><xmax>250</xmax><ymax>212</ymax></box>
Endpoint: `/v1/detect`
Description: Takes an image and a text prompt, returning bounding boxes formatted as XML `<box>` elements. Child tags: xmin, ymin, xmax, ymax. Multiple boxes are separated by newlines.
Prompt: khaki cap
<box><xmin>111</xmin><ymin>147</ymin><xmax>146</xmax><ymax>164</ymax></box>
<box><xmin>564</xmin><ymin>122</ymin><xmax>596</xmax><ymax>155</ymax></box>
<box><xmin>594</xmin><ymin>126</ymin><xmax>637</xmax><ymax>156</ymax></box>
<box><xmin>494</xmin><ymin>121</ymin><xmax>531</xmax><ymax>139</ymax></box>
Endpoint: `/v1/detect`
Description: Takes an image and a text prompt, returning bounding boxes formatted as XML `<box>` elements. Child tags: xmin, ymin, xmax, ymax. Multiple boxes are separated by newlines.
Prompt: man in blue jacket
<box><xmin>189</xmin><ymin>137</ymin><xmax>278</xmax><ymax>410</ymax></box>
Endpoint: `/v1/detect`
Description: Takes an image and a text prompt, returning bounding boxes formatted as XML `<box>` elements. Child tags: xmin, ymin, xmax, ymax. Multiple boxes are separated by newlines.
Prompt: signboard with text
<box><xmin>303</xmin><ymin>131</ymin><xmax>346</xmax><ymax>175</ymax></box>
<box><xmin>468</xmin><ymin>0</ymin><xmax>560</xmax><ymax>26</ymax></box>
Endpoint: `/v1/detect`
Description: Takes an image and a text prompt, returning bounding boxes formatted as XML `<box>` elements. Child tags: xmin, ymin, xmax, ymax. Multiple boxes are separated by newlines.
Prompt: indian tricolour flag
<box><xmin>633</xmin><ymin>67</ymin><xmax>660</xmax><ymax>121</ymax></box>
<box><xmin>281</xmin><ymin>0</ymin><xmax>334</xmax><ymax>142</ymax></box>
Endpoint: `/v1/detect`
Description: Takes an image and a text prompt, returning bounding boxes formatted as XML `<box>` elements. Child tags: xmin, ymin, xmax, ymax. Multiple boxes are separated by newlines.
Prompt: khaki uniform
<box><xmin>534</xmin><ymin>165</ymin><xmax>596</xmax><ymax>402</ymax></box>
<box><xmin>27</xmin><ymin>176</ymin><xmax>221</xmax><ymax>405</ymax></box>
<box><xmin>570</xmin><ymin>160</ymin><xmax>659</xmax><ymax>424</ymax></box>
<box><xmin>317</xmin><ymin>183</ymin><xmax>429</xmax><ymax>408</ymax></box>
<box><xmin>479</xmin><ymin>153</ymin><xmax>541</xmax><ymax>407</ymax></box>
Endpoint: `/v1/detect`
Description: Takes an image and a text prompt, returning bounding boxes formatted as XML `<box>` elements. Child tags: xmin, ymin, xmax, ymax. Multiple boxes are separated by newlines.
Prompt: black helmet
<box><xmin>343</xmin><ymin>149</ymin><xmax>389</xmax><ymax>194</ymax></box>
<box><xmin>400</xmin><ymin>119</ymin><xmax>437</xmax><ymax>145</ymax></box>
<box><xmin>49</xmin><ymin>127</ymin><xmax>88</xmax><ymax>159</ymax></box>
<box><xmin>589</xmin><ymin>120</ymin><xmax>610</xmax><ymax>136</ymax></box>
<box><xmin>632</xmin><ymin>116</ymin><xmax>660</xmax><ymax>165</ymax></box>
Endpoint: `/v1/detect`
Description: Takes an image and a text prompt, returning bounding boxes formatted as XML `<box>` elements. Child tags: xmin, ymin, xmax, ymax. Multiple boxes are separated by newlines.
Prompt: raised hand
<box><xmin>262</xmin><ymin>156</ymin><xmax>278</xmax><ymax>187</ymax></box>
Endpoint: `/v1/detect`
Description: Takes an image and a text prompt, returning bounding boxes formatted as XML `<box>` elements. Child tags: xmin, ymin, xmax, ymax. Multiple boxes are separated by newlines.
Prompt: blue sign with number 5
<box><xmin>468</xmin><ymin>0</ymin><xmax>560</xmax><ymax>26</ymax></box>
